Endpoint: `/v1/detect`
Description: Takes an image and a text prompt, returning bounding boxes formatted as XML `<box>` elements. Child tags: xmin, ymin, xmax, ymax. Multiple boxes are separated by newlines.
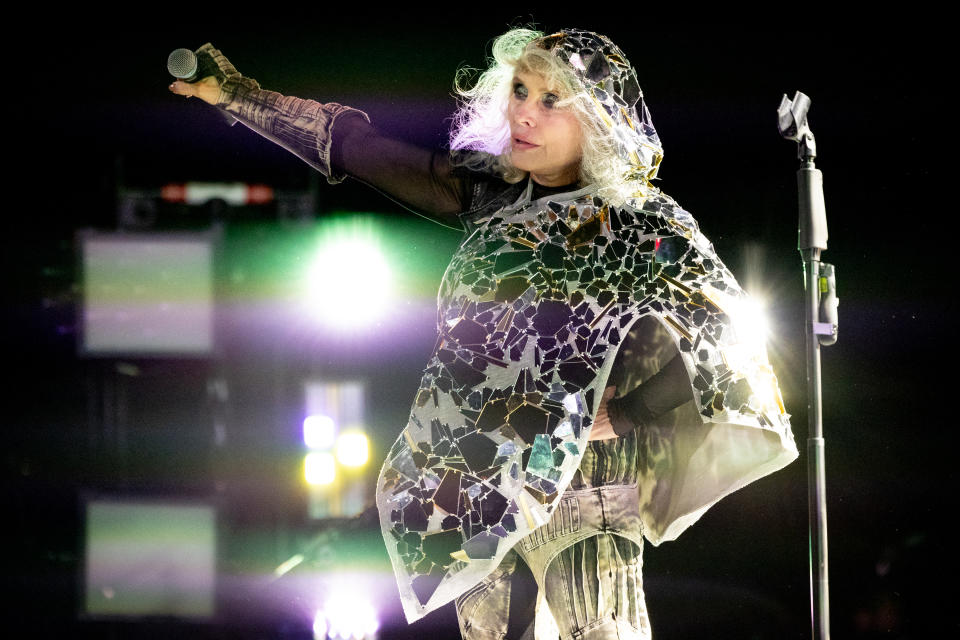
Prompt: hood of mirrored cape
<box><xmin>376</xmin><ymin>31</ymin><xmax>797</xmax><ymax>624</ymax></box>
<box><xmin>534</xmin><ymin>28</ymin><xmax>664</xmax><ymax>185</ymax></box>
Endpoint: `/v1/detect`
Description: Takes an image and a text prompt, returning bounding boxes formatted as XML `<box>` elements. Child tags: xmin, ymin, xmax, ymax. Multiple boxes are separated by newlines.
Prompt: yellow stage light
<box><xmin>305</xmin><ymin>452</ymin><xmax>336</xmax><ymax>485</ymax></box>
<box><xmin>335</xmin><ymin>432</ymin><xmax>369</xmax><ymax>468</ymax></box>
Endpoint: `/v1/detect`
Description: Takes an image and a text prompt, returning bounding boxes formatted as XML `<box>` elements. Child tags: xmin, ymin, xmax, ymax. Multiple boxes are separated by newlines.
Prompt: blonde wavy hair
<box><xmin>449</xmin><ymin>28</ymin><xmax>650</xmax><ymax>204</ymax></box>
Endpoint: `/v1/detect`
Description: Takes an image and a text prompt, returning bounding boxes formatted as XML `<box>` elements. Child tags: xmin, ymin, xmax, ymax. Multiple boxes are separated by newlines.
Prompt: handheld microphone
<box><xmin>167</xmin><ymin>47</ymin><xmax>220</xmax><ymax>83</ymax></box>
<box><xmin>167</xmin><ymin>46</ymin><xmax>236</xmax><ymax>126</ymax></box>
<box><xmin>167</xmin><ymin>48</ymin><xmax>198</xmax><ymax>80</ymax></box>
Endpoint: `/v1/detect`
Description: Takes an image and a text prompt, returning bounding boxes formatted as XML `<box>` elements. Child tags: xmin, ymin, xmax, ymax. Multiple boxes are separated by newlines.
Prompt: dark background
<box><xmin>6</xmin><ymin>14</ymin><xmax>949</xmax><ymax>639</ymax></box>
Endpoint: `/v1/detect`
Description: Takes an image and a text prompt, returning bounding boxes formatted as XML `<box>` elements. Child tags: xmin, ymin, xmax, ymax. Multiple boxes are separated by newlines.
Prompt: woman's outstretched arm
<box><xmin>169</xmin><ymin>44</ymin><xmax>470</xmax><ymax>228</ymax></box>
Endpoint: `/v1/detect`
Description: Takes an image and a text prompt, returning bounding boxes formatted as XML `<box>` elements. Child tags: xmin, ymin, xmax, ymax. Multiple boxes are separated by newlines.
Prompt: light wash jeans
<box><xmin>455</xmin><ymin>483</ymin><xmax>652</xmax><ymax>640</ymax></box>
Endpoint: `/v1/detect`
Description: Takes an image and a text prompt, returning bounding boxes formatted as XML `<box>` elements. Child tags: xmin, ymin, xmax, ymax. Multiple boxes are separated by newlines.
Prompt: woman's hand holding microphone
<box><xmin>167</xmin><ymin>43</ymin><xmax>245</xmax><ymax>106</ymax></box>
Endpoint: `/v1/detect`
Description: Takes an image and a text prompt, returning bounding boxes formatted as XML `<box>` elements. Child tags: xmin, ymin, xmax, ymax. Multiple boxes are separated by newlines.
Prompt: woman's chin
<box><xmin>509</xmin><ymin>155</ymin><xmax>534</xmax><ymax>174</ymax></box>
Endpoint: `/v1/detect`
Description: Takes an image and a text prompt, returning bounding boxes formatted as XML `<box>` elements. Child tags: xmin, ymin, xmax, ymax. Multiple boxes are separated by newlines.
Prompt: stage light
<box><xmin>303</xmin><ymin>381</ymin><xmax>368</xmax><ymax>518</ymax></box>
<box><xmin>161</xmin><ymin>182</ymin><xmax>273</xmax><ymax>205</ymax></box>
<box><xmin>304</xmin><ymin>222</ymin><xmax>392</xmax><ymax>330</ymax></box>
<box><xmin>749</xmin><ymin>362</ymin><xmax>783</xmax><ymax>413</ymax></box>
<box><xmin>305</xmin><ymin>452</ymin><xmax>336</xmax><ymax>486</ymax></box>
<box><xmin>83</xmin><ymin>499</ymin><xmax>216</xmax><ymax>619</ymax></box>
<box><xmin>731</xmin><ymin>295</ymin><xmax>770</xmax><ymax>354</ymax></box>
<box><xmin>304</xmin><ymin>414</ymin><xmax>336</xmax><ymax>450</ymax></box>
<box><xmin>702</xmin><ymin>285</ymin><xmax>770</xmax><ymax>355</ymax></box>
<box><xmin>314</xmin><ymin>595</ymin><xmax>379</xmax><ymax>640</ymax></box>
<box><xmin>78</xmin><ymin>231</ymin><xmax>215</xmax><ymax>356</ymax></box>
<box><xmin>699</xmin><ymin>284</ymin><xmax>787</xmax><ymax>413</ymax></box>
<box><xmin>335</xmin><ymin>432</ymin><xmax>369</xmax><ymax>468</ymax></box>
<box><xmin>312</xmin><ymin>610</ymin><xmax>328</xmax><ymax>640</ymax></box>
<box><xmin>728</xmin><ymin>295</ymin><xmax>783</xmax><ymax>411</ymax></box>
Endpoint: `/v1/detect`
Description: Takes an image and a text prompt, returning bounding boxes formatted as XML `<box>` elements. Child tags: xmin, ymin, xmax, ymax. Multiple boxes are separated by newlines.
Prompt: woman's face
<box><xmin>507</xmin><ymin>70</ymin><xmax>583</xmax><ymax>187</ymax></box>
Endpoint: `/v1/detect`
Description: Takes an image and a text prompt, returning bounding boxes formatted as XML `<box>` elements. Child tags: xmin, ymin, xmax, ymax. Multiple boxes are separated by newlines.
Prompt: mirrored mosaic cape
<box><xmin>376</xmin><ymin>178</ymin><xmax>798</xmax><ymax>622</ymax></box>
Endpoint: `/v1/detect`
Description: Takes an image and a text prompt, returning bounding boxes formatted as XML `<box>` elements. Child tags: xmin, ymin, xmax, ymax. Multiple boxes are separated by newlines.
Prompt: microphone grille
<box><xmin>167</xmin><ymin>48</ymin><xmax>198</xmax><ymax>79</ymax></box>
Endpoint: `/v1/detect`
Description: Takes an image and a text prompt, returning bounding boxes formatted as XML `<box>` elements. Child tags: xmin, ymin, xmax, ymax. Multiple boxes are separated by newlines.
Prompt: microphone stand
<box><xmin>777</xmin><ymin>92</ymin><xmax>838</xmax><ymax>640</ymax></box>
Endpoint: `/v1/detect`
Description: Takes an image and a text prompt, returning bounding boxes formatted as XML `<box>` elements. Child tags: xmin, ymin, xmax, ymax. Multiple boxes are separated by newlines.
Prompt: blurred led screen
<box><xmin>83</xmin><ymin>499</ymin><xmax>216</xmax><ymax>618</ymax></box>
<box><xmin>79</xmin><ymin>232</ymin><xmax>214</xmax><ymax>355</ymax></box>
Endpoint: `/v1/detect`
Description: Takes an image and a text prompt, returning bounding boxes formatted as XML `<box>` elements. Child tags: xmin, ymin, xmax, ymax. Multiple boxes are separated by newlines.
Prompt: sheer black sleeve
<box><xmin>606</xmin><ymin>354</ymin><xmax>692</xmax><ymax>436</ymax></box>
<box><xmin>331</xmin><ymin>113</ymin><xmax>472</xmax><ymax>230</ymax></box>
